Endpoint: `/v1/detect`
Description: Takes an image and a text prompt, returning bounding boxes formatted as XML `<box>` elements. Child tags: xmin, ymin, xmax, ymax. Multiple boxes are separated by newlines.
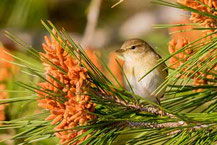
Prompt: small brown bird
<box><xmin>116</xmin><ymin>38</ymin><xmax>168</xmax><ymax>104</ymax></box>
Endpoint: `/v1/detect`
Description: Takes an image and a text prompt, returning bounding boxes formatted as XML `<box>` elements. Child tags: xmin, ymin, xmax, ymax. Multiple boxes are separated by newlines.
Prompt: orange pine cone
<box><xmin>177</xmin><ymin>0</ymin><xmax>217</xmax><ymax>28</ymax></box>
<box><xmin>85</xmin><ymin>47</ymin><xmax>103</xmax><ymax>72</ymax></box>
<box><xmin>0</xmin><ymin>46</ymin><xmax>15</xmax><ymax>82</ymax></box>
<box><xmin>107</xmin><ymin>52</ymin><xmax>124</xmax><ymax>87</ymax></box>
<box><xmin>37</xmin><ymin>32</ymin><xmax>96</xmax><ymax>145</ymax></box>
<box><xmin>0</xmin><ymin>85</ymin><xmax>8</xmax><ymax>125</ymax></box>
<box><xmin>0</xmin><ymin>46</ymin><xmax>16</xmax><ymax>124</ymax></box>
<box><xmin>168</xmin><ymin>20</ymin><xmax>217</xmax><ymax>91</ymax></box>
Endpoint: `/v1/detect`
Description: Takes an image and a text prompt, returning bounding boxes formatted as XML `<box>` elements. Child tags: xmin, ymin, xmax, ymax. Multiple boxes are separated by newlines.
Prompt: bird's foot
<box><xmin>159</xmin><ymin>109</ymin><xmax>165</xmax><ymax>117</ymax></box>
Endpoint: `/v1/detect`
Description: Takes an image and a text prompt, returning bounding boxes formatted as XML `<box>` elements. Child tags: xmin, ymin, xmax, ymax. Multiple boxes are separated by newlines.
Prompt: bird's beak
<box><xmin>115</xmin><ymin>49</ymin><xmax>126</xmax><ymax>54</ymax></box>
<box><xmin>115</xmin><ymin>49</ymin><xmax>125</xmax><ymax>60</ymax></box>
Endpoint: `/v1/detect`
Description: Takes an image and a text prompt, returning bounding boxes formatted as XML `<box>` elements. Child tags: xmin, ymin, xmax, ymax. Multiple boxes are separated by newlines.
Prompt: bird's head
<box><xmin>116</xmin><ymin>38</ymin><xmax>151</xmax><ymax>60</ymax></box>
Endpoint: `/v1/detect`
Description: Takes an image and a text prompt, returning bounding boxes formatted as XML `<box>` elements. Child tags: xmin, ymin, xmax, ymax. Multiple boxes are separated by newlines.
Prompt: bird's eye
<box><xmin>131</xmin><ymin>46</ymin><xmax>136</xmax><ymax>49</ymax></box>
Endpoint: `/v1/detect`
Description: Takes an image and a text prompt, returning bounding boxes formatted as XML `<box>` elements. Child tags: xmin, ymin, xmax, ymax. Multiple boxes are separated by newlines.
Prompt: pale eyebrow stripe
<box><xmin>126</xmin><ymin>44</ymin><xmax>144</xmax><ymax>49</ymax></box>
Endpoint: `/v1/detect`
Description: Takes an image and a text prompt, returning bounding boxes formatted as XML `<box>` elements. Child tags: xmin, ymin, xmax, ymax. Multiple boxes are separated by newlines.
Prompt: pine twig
<box><xmin>125</xmin><ymin>121</ymin><xmax>215</xmax><ymax>135</ymax></box>
<box><xmin>97</xmin><ymin>91</ymin><xmax>175</xmax><ymax>118</ymax></box>
<box><xmin>125</xmin><ymin>121</ymin><xmax>186</xmax><ymax>129</ymax></box>
<box><xmin>81</xmin><ymin>0</ymin><xmax>102</xmax><ymax>48</ymax></box>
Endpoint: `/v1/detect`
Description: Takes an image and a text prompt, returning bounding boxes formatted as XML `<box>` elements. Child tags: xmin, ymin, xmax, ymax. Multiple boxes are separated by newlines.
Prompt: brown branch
<box><xmin>81</xmin><ymin>0</ymin><xmax>102</xmax><ymax>48</ymax></box>
<box><xmin>114</xmin><ymin>97</ymin><xmax>175</xmax><ymax>118</ymax></box>
<box><xmin>95</xmin><ymin>91</ymin><xmax>216</xmax><ymax>135</ymax></box>
<box><xmin>126</xmin><ymin>121</ymin><xmax>186</xmax><ymax>129</ymax></box>
<box><xmin>124</xmin><ymin>121</ymin><xmax>215</xmax><ymax>135</ymax></box>
<box><xmin>97</xmin><ymin>90</ymin><xmax>175</xmax><ymax>118</ymax></box>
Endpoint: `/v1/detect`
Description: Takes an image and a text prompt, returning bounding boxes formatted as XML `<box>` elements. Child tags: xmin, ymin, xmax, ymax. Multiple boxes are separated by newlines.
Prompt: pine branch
<box><xmin>1</xmin><ymin>1</ymin><xmax>217</xmax><ymax>143</ymax></box>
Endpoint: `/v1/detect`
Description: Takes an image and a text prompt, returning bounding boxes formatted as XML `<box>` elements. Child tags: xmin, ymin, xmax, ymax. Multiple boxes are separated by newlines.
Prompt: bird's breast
<box><xmin>124</xmin><ymin>57</ymin><xmax>166</xmax><ymax>100</ymax></box>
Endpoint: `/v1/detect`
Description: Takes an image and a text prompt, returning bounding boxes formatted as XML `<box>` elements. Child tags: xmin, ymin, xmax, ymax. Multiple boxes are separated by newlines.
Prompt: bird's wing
<box><xmin>151</xmin><ymin>48</ymin><xmax>168</xmax><ymax>75</ymax></box>
<box><xmin>146</xmin><ymin>43</ymin><xmax>168</xmax><ymax>75</ymax></box>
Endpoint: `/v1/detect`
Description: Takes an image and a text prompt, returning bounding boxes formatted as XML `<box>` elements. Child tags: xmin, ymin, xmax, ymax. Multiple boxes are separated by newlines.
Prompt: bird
<box><xmin>115</xmin><ymin>38</ymin><xmax>168</xmax><ymax>104</ymax></box>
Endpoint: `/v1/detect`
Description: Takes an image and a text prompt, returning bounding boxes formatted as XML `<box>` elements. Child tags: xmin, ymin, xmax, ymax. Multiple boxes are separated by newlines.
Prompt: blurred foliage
<box><xmin>0</xmin><ymin>0</ymin><xmax>48</xmax><ymax>29</ymax></box>
<box><xmin>0</xmin><ymin>0</ymin><xmax>120</xmax><ymax>32</ymax></box>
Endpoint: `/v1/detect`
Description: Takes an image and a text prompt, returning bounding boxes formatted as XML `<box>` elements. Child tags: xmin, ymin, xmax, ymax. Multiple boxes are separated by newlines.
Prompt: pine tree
<box><xmin>0</xmin><ymin>0</ymin><xmax>217</xmax><ymax>144</ymax></box>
